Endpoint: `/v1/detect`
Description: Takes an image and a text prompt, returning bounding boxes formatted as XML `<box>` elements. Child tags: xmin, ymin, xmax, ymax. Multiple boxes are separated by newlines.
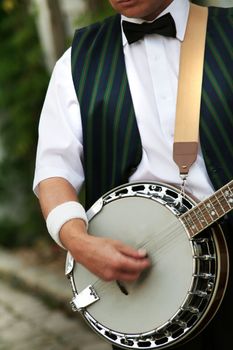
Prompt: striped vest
<box><xmin>71</xmin><ymin>7</ymin><xmax>233</xmax><ymax>211</ymax></box>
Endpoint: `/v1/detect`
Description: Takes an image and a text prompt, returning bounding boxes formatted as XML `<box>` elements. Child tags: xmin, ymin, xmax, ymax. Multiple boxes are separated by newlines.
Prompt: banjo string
<box><xmin>92</xmin><ymin>219</ymin><xmax>186</xmax><ymax>292</ymax></box>
<box><xmin>91</xmin><ymin>195</ymin><xmax>226</xmax><ymax>292</ymax></box>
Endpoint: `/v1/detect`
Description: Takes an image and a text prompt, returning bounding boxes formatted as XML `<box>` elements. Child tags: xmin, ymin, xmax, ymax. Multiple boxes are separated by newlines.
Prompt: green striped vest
<box><xmin>71</xmin><ymin>7</ymin><xmax>233</xmax><ymax>211</ymax></box>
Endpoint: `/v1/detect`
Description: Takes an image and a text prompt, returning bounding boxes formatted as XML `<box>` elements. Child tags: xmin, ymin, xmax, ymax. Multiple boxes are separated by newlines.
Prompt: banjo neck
<box><xmin>180</xmin><ymin>180</ymin><xmax>233</xmax><ymax>238</ymax></box>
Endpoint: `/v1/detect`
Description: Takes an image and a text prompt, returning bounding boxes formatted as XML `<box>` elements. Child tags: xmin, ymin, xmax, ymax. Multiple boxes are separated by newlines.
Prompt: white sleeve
<box><xmin>33</xmin><ymin>48</ymin><xmax>85</xmax><ymax>196</ymax></box>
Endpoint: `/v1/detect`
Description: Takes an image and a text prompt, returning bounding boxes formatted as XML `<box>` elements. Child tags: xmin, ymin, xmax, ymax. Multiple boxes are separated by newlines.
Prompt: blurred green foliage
<box><xmin>0</xmin><ymin>0</ymin><xmax>49</xmax><ymax>247</ymax></box>
<box><xmin>0</xmin><ymin>0</ymin><xmax>114</xmax><ymax>249</ymax></box>
<box><xmin>74</xmin><ymin>0</ymin><xmax>115</xmax><ymax>27</ymax></box>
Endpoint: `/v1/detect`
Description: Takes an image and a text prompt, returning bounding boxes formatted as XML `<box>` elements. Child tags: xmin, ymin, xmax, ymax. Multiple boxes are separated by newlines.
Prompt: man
<box><xmin>33</xmin><ymin>1</ymin><xmax>232</xmax><ymax>349</ymax></box>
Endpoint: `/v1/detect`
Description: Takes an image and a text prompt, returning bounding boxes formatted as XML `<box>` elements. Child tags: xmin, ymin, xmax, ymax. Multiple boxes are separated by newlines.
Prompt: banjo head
<box><xmin>75</xmin><ymin>195</ymin><xmax>193</xmax><ymax>333</ymax></box>
<box><xmin>67</xmin><ymin>182</ymin><xmax>229</xmax><ymax>349</ymax></box>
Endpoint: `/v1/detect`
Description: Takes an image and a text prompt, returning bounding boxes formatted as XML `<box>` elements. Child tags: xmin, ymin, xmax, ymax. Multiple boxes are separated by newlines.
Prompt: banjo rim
<box><xmin>67</xmin><ymin>181</ymin><xmax>229</xmax><ymax>349</ymax></box>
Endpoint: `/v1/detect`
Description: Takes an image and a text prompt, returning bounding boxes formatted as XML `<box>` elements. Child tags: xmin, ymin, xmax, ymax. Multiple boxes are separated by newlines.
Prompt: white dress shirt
<box><xmin>33</xmin><ymin>0</ymin><xmax>214</xmax><ymax>202</ymax></box>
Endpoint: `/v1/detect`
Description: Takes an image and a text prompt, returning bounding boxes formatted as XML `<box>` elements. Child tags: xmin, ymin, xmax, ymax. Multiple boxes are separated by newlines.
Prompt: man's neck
<box><xmin>143</xmin><ymin>0</ymin><xmax>174</xmax><ymax>21</ymax></box>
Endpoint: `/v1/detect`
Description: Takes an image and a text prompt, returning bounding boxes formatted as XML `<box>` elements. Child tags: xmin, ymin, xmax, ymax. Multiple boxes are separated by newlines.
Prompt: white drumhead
<box><xmin>73</xmin><ymin>196</ymin><xmax>194</xmax><ymax>334</ymax></box>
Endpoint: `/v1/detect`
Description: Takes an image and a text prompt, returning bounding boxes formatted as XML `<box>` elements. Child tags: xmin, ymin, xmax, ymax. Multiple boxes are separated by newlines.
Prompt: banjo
<box><xmin>65</xmin><ymin>180</ymin><xmax>232</xmax><ymax>349</ymax></box>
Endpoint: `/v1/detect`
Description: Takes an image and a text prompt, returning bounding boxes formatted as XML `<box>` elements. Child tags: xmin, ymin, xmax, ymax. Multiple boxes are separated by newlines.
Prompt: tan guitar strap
<box><xmin>173</xmin><ymin>4</ymin><xmax>208</xmax><ymax>178</ymax></box>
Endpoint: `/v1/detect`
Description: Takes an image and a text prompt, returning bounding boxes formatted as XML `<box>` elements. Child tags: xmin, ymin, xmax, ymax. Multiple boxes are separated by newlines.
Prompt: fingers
<box><xmin>118</xmin><ymin>243</ymin><xmax>148</xmax><ymax>259</ymax></box>
<box><xmin>115</xmin><ymin>259</ymin><xmax>150</xmax><ymax>281</ymax></box>
<box><xmin>101</xmin><ymin>246</ymin><xmax>150</xmax><ymax>282</ymax></box>
<box><xmin>70</xmin><ymin>235</ymin><xmax>151</xmax><ymax>282</ymax></box>
<box><xmin>91</xmin><ymin>249</ymin><xmax>150</xmax><ymax>282</ymax></box>
<box><xmin>118</xmin><ymin>253</ymin><xmax>150</xmax><ymax>273</ymax></box>
<box><xmin>102</xmin><ymin>267</ymin><xmax>142</xmax><ymax>282</ymax></box>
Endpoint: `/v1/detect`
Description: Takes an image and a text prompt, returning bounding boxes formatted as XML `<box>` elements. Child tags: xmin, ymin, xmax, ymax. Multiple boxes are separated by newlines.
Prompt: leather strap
<box><xmin>173</xmin><ymin>4</ymin><xmax>208</xmax><ymax>176</ymax></box>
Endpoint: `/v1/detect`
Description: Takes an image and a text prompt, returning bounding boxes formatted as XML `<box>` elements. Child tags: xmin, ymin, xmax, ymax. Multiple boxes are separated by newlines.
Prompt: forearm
<box><xmin>37</xmin><ymin>177</ymin><xmax>87</xmax><ymax>249</ymax></box>
<box><xmin>37</xmin><ymin>177</ymin><xmax>150</xmax><ymax>281</ymax></box>
<box><xmin>38</xmin><ymin>177</ymin><xmax>78</xmax><ymax>218</ymax></box>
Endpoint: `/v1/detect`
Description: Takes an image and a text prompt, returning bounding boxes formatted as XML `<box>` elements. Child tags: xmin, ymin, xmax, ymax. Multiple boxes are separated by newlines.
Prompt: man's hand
<box><xmin>60</xmin><ymin>218</ymin><xmax>150</xmax><ymax>282</ymax></box>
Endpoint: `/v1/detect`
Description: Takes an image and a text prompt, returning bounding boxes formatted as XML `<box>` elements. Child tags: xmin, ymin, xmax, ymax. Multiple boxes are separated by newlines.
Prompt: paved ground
<box><xmin>0</xmin><ymin>247</ymin><xmax>111</xmax><ymax>350</ymax></box>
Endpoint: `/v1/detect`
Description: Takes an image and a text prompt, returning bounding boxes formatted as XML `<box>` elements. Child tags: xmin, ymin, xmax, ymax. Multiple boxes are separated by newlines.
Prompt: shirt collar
<box><xmin>121</xmin><ymin>0</ymin><xmax>190</xmax><ymax>46</ymax></box>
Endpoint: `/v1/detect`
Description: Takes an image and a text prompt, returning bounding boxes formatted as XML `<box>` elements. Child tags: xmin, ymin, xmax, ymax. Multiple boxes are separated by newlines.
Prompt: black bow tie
<box><xmin>122</xmin><ymin>13</ymin><xmax>177</xmax><ymax>44</ymax></box>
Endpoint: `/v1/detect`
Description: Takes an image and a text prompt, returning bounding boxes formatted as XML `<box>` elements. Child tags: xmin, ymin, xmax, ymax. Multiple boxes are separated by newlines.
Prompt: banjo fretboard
<box><xmin>181</xmin><ymin>180</ymin><xmax>233</xmax><ymax>237</ymax></box>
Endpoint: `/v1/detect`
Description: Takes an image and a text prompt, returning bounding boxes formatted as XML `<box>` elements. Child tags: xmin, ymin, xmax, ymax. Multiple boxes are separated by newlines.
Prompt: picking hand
<box><xmin>60</xmin><ymin>219</ymin><xmax>150</xmax><ymax>282</ymax></box>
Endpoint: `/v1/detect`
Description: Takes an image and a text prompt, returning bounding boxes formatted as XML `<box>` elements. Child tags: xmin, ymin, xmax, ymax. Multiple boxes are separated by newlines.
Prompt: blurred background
<box><xmin>0</xmin><ymin>0</ymin><xmax>115</xmax><ymax>252</ymax></box>
<box><xmin>0</xmin><ymin>0</ymin><xmax>232</xmax><ymax>349</ymax></box>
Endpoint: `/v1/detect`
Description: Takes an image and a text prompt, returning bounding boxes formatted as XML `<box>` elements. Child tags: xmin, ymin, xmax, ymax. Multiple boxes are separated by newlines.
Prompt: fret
<box><xmin>220</xmin><ymin>188</ymin><xmax>233</xmax><ymax>213</ymax></box>
<box><xmin>223</xmin><ymin>184</ymin><xmax>233</xmax><ymax>209</ymax></box>
<box><xmin>198</xmin><ymin>202</ymin><xmax>213</xmax><ymax>225</ymax></box>
<box><xmin>180</xmin><ymin>180</ymin><xmax>233</xmax><ymax>238</ymax></box>
<box><xmin>205</xmin><ymin>196</ymin><xmax>222</xmax><ymax>220</ymax></box>
<box><xmin>192</xmin><ymin>206</ymin><xmax>207</xmax><ymax>231</ymax></box>
<box><xmin>214</xmin><ymin>194</ymin><xmax>225</xmax><ymax>215</ymax></box>
<box><xmin>195</xmin><ymin>202</ymin><xmax>212</xmax><ymax>226</ymax></box>
<box><xmin>182</xmin><ymin>213</ymin><xmax>199</xmax><ymax>236</ymax></box>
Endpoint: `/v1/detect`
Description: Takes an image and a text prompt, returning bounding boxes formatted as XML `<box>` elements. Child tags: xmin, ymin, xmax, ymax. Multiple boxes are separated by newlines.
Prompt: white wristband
<box><xmin>46</xmin><ymin>201</ymin><xmax>88</xmax><ymax>249</ymax></box>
